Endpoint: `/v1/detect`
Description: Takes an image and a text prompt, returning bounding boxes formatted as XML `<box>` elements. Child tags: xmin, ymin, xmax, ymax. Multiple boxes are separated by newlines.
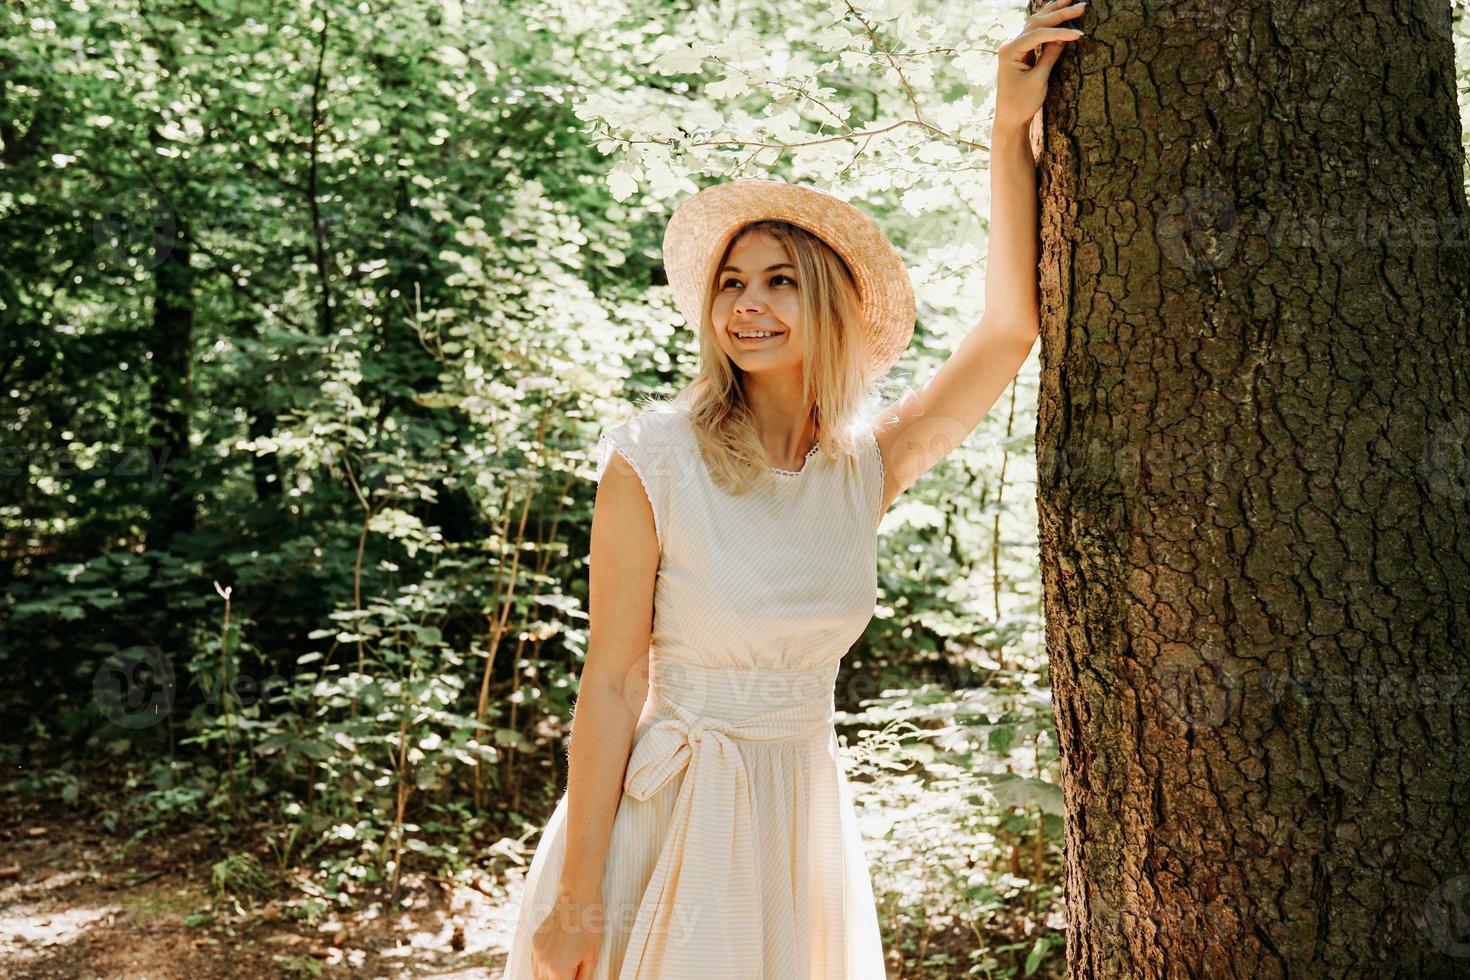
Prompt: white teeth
<box><xmin>736</xmin><ymin>331</ymin><xmax>779</xmax><ymax>338</ymax></box>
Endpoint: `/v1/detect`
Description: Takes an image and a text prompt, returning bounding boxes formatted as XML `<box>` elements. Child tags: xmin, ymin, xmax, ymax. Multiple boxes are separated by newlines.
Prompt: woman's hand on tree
<box><xmin>994</xmin><ymin>0</ymin><xmax>1088</xmax><ymax>134</ymax></box>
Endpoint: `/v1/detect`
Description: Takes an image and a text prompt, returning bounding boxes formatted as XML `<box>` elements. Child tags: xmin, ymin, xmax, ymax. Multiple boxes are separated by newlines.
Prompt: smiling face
<box><xmin>709</xmin><ymin>228</ymin><xmax>805</xmax><ymax>376</ymax></box>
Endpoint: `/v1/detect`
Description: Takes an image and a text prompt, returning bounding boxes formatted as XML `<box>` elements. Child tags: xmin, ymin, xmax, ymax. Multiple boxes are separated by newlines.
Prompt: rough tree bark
<box><xmin>1032</xmin><ymin>2</ymin><xmax>1470</xmax><ymax>976</ymax></box>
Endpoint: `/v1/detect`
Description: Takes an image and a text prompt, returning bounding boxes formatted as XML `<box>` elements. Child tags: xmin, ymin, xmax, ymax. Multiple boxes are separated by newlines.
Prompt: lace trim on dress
<box><xmin>769</xmin><ymin>442</ymin><xmax>821</xmax><ymax>476</ymax></box>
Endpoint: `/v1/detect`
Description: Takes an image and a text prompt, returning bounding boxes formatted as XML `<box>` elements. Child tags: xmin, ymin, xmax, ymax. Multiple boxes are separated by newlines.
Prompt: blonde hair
<box><xmin>648</xmin><ymin>219</ymin><xmax>889</xmax><ymax>496</ymax></box>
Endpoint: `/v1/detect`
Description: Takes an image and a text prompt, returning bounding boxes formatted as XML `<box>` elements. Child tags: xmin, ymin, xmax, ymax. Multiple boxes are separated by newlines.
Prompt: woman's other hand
<box><xmin>529</xmin><ymin>894</ymin><xmax>604</xmax><ymax>979</ymax></box>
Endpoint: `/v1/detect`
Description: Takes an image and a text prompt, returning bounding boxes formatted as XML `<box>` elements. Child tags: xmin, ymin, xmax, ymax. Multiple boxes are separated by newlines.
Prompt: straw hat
<box><xmin>661</xmin><ymin>178</ymin><xmax>915</xmax><ymax>380</ymax></box>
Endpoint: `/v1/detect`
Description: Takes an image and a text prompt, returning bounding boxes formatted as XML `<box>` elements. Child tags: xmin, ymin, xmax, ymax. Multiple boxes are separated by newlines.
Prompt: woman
<box><xmin>505</xmin><ymin>3</ymin><xmax>1085</xmax><ymax>976</ymax></box>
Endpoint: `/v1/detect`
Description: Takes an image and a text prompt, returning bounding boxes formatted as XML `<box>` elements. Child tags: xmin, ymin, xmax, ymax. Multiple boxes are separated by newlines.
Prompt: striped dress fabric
<box><xmin>503</xmin><ymin>405</ymin><xmax>889</xmax><ymax>980</ymax></box>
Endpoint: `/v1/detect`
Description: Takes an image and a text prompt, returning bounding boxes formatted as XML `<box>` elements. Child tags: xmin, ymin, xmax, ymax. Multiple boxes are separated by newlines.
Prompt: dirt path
<box><xmin>1</xmin><ymin>792</ymin><xmax>521</xmax><ymax>978</ymax></box>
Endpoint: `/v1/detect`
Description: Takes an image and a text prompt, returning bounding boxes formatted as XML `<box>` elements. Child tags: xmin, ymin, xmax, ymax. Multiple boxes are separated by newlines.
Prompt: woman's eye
<box><xmin>721</xmin><ymin>275</ymin><xmax>795</xmax><ymax>288</ymax></box>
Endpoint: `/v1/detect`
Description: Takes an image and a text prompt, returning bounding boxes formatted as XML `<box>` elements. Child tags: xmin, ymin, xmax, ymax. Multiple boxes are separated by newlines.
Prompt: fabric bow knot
<box><xmin>623</xmin><ymin>713</ymin><xmax>730</xmax><ymax>801</ymax></box>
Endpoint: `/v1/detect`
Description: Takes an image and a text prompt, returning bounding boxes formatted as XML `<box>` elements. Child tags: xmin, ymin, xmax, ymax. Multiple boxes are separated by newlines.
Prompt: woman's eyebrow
<box><xmin>718</xmin><ymin>262</ymin><xmax>796</xmax><ymax>274</ymax></box>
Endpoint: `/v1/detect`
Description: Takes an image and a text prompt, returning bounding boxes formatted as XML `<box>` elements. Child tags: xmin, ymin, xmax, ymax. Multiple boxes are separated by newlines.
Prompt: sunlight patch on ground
<box><xmin>0</xmin><ymin>903</ymin><xmax>120</xmax><ymax>965</ymax></box>
<box><xmin>483</xmin><ymin>869</ymin><xmax>524</xmax><ymax>956</ymax></box>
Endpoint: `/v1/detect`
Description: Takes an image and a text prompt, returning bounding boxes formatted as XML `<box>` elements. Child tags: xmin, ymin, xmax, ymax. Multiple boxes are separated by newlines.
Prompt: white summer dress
<box><xmin>502</xmin><ymin>405</ymin><xmax>888</xmax><ymax>980</ymax></box>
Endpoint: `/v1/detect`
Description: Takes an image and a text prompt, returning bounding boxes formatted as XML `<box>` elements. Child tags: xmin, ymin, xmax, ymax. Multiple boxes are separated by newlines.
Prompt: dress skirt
<box><xmin>502</xmin><ymin>657</ymin><xmax>887</xmax><ymax>979</ymax></box>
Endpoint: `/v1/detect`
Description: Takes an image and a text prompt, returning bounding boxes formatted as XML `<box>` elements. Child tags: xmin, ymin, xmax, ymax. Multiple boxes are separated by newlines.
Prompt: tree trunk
<box><xmin>146</xmin><ymin>217</ymin><xmax>196</xmax><ymax>548</ymax></box>
<box><xmin>1033</xmin><ymin>2</ymin><xmax>1470</xmax><ymax>977</ymax></box>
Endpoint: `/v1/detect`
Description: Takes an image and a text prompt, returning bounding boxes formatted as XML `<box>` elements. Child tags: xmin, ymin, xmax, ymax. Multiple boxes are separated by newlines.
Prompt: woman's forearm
<box><xmin>554</xmin><ymin>676</ymin><xmax>647</xmax><ymax>902</ymax></box>
<box><xmin>983</xmin><ymin>124</ymin><xmax>1042</xmax><ymax>333</ymax></box>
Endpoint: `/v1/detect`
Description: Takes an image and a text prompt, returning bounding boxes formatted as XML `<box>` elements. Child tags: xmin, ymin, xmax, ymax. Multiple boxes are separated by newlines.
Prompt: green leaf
<box><xmin>1024</xmin><ymin>936</ymin><xmax>1048</xmax><ymax>975</ymax></box>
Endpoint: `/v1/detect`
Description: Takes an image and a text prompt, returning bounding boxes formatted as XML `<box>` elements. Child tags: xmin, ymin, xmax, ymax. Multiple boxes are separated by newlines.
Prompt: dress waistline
<box><xmin>647</xmin><ymin>653</ymin><xmax>840</xmax><ymax>723</ymax></box>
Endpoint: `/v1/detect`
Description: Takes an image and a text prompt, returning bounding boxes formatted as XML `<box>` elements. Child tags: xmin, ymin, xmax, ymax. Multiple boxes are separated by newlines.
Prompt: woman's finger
<box><xmin>1003</xmin><ymin>25</ymin><xmax>1086</xmax><ymax>62</ymax></box>
<box><xmin>1037</xmin><ymin>36</ymin><xmax>1067</xmax><ymax>71</ymax></box>
<box><xmin>1033</xmin><ymin>1</ymin><xmax>1087</xmax><ymax>27</ymax></box>
<box><xmin>1025</xmin><ymin>0</ymin><xmax>1083</xmax><ymax>27</ymax></box>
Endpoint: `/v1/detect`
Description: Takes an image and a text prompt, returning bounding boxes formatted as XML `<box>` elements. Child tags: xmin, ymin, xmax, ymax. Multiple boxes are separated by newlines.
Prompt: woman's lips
<box><xmin>732</xmin><ymin>331</ymin><xmax>786</xmax><ymax>345</ymax></box>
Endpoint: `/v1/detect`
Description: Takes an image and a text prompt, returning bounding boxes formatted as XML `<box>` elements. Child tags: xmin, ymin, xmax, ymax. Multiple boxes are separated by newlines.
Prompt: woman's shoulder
<box><xmin>599</xmin><ymin>403</ymin><xmax>698</xmax><ymax>489</ymax></box>
<box><xmin>635</xmin><ymin>401</ymin><xmax>690</xmax><ymax>427</ymax></box>
<box><xmin>609</xmin><ymin>402</ymin><xmax>690</xmax><ymax>447</ymax></box>
<box><xmin>597</xmin><ymin>398</ymin><xmax>673</xmax><ymax>433</ymax></box>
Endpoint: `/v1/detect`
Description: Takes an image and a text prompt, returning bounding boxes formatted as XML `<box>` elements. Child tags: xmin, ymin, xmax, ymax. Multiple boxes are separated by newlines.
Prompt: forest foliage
<box><xmin>3</xmin><ymin>0</ymin><xmax>1466</xmax><ymax>975</ymax></box>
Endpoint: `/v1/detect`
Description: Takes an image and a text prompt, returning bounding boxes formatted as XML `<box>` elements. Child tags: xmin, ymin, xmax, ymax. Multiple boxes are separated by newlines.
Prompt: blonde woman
<box><xmin>504</xmin><ymin>3</ymin><xmax>1083</xmax><ymax>976</ymax></box>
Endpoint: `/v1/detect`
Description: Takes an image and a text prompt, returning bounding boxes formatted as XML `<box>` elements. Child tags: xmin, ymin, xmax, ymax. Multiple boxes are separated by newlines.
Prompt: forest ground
<box><xmin>2</xmin><ymin>765</ymin><xmax>519</xmax><ymax>979</ymax></box>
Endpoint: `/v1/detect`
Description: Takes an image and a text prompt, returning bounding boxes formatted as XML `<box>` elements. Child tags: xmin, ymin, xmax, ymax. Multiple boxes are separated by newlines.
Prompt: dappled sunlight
<box><xmin>0</xmin><ymin>800</ymin><xmax>531</xmax><ymax>977</ymax></box>
<box><xmin>0</xmin><ymin>903</ymin><xmax>119</xmax><ymax>968</ymax></box>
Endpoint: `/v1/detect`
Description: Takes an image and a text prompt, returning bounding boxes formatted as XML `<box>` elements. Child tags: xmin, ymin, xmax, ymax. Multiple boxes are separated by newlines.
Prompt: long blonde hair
<box><xmin>650</xmin><ymin>219</ymin><xmax>888</xmax><ymax>496</ymax></box>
